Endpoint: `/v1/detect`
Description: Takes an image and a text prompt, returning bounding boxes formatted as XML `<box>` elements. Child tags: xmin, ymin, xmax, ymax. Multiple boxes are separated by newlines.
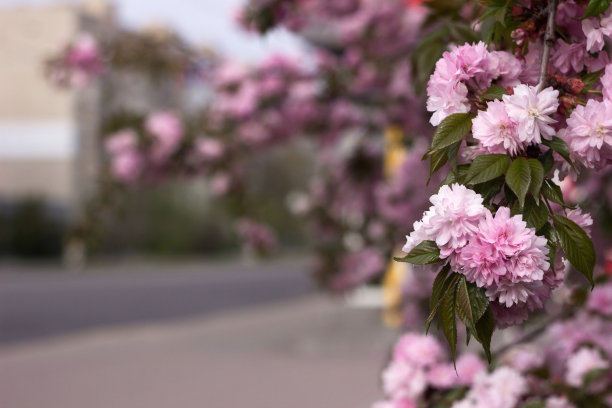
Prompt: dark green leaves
<box><xmin>429</xmin><ymin>148</ymin><xmax>449</xmax><ymax>180</ymax></box>
<box><xmin>552</xmin><ymin>215</ymin><xmax>595</xmax><ymax>287</ymax></box>
<box><xmin>465</xmin><ymin>154</ymin><xmax>511</xmax><ymax>185</ymax></box>
<box><xmin>440</xmin><ymin>282</ymin><xmax>458</xmax><ymax>361</ymax></box>
<box><xmin>523</xmin><ymin>196</ymin><xmax>549</xmax><ymax>230</ymax></box>
<box><xmin>583</xmin><ymin>0</ymin><xmax>611</xmax><ymax>19</ymax></box>
<box><xmin>506</xmin><ymin>157</ymin><xmax>531</xmax><ymax>208</ymax></box>
<box><xmin>429</xmin><ymin>113</ymin><xmax>473</xmax><ymax>152</ymax></box>
<box><xmin>527</xmin><ymin>158</ymin><xmax>544</xmax><ymax>203</ymax></box>
<box><xmin>543</xmin><ymin>137</ymin><xmax>574</xmax><ymax>170</ymax></box>
<box><xmin>481</xmin><ymin>84</ymin><xmax>507</xmax><ymax>100</ymax></box>
<box><xmin>475</xmin><ymin>307</ymin><xmax>495</xmax><ymax>363</ymax></box>
<box><xmin>582</xmin><ymin>69</ymin><xmax>604</xmax><ymax>91</ymax></box>
<box><xmin>541</xmin><ymin>179</ymin><xmax>565</xmax><ymax>206</ymax></box>
<box><xmin>456</xmin><ymin>277</ymin><xmax>489</xmax><ymax>331</ymax></box>
<box><xmin>394</xmin><ymin>240</ymin><xmax>441</xmax><ymax>265</ymax></box>
<box><xmin>427</xmin><ymin>269</ymin><xmax>493</xmax><ymax>363</ymax></box>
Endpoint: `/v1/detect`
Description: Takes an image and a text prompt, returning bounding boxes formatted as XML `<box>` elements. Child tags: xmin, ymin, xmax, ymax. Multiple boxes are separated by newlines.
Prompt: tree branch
<box><xmin>536</xmin><ymin>0</ymin><xmax>558</xmax><ymax>92</ymax></box>
<box><xmin>492</xmin><ymin>312</ymin><xmax>565</xmax><ymax>357</ymax></box>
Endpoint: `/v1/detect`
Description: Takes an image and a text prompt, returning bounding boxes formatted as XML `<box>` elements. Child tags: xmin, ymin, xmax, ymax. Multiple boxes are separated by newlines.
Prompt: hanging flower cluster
<box><xmin>373</xmin><ymin>281</ymin><xmax>612</xmax><ymax>407</ymax></box>
<box><xmin>395</xmin><ymin>0</ymin><xmax>611</xmax><ymax>360</ymax></box>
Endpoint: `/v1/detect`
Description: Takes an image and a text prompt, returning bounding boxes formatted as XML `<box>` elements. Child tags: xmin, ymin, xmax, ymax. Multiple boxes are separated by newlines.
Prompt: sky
<box><xmin>1</xmin><ymin>0</ymin><xmax>305</xmax><ymax>61</ymax></box>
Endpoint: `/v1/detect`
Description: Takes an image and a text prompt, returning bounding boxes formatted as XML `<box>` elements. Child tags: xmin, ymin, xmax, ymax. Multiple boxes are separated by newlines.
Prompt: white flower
<box><xmin>503</xmin><ymin>85</ymin><xmax>559</xmax><ymax>144</ymax></box>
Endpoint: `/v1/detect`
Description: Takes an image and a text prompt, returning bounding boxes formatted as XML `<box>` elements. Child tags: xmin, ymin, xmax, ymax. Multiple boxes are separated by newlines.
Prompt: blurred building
<box><xmin>0</xmin><ymin>1</ymin><xmax>214</xmax><ymax>214</ymax></box>
<box><xmin>0</xmin><ymin>1</ymin><xmax>115</xmax><ymax>211</ymax></box>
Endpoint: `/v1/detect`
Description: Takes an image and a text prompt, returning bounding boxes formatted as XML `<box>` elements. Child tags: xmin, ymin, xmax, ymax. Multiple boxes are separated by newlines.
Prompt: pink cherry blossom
<box><xmin>105</xmin><ymin>129</ymin><xmax>138</xmax><ymax>154</ymax></box>
<box><xmin>403</xmin><ymin>184</ymin><xmax>487</xmax><ymax>258</ymax></box>
<box><xmin>601</xmin><ymin>64</ymin><xmax>612</xmax><ymax>101</ymax></box>
<box><xmin>565</xmin><ymin>208</ymin><xmax>593</xmax><ymax>237</ymax></box>
<box><xmin>371</xmin><ymin>400</ymin><xmax>416</xmax><ymax>408</ymax></box>
<box><xmin>587</xmin><ymin>283</ymin><xmax>612</xmax><ymax>316</ymax></box>
<box><xmin>501</xmin><ymin>346</ymin><xmax>545</xmax><ymax>373</ymax></box>
<box><xmin>503</xmin><ymin>85</ymin><xmax>559</xmax><ymax>144</ymax></box>
<box><xmin>426</xmin><ymin>80</ymin><xmax>470</xmax><ymax>126</ymax></box>
<box><xmin>145</xmin><ymin>111</ymin><xmax>184</xmax><ymax>162</ymax></box>
<box><xmin>472</xmin><ymin>100</ymin><xmax>522</xmax><ymax>155</ymax></box>
<box><xmin>454</xmin><ymin>207</ymin><xmax>549</xmax><ymax>297</ymax></box>
<box><xmin>109</xmin><ymin>150</ymin><xmax>144</xmax><ymax>184</ymax></box>
<box><xmin>582</xmin><ymin>13</ymin><xmax>612</xmax><ymax>53</ymax></box>
<box><xmin>455</xmin><ymin>354</ymin><xmax>487</xmax><ymax>386</ymax></box>
<box><xmin>545</xmin><ymin>396</ymin><xmax>576</xmax><ymax>408</ymax></box>
<box><xmin>427</xmin><ymin>363</ymin><xmax>459</xmax><ymax>389</ymax></box>
<box><xmin>562</xmin><ymin>99</ymin><xmax>612</xmax><ymax>169</ymax></box>
<box><xmin>452</xmin><ymin>367</ymin><xmax>527</xmax><ymax>408</ymax></box>
<box><xmin>382</xmin><ymin>360</ymin><xmax>427</xmax><ymax>401</ymax></box>
<box><xmin>393</xmin><ymin>333</ymin><xmax>445</xmax><ymax>368</ymax></box>
<box><xmin>329</xmin><ymin>248</ymin><xmax>385</xmax><ymax>291</ymax></box>
<box><xmin>195</xmin><ymin>138</ymin><xmax>224</xmax><ymax>161</ymax></box>
<box><xmin>565</xmin><ymin>347</ymin><xmax>609</xmax><ymax>387</ymax></box>
<box><xmin>551</xmin><ymin>40</ymin><xmax>586</xmax><ymax>74</ymax></box>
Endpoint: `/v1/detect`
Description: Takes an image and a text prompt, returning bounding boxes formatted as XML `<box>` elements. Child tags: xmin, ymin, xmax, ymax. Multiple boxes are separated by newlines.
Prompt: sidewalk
<box><xmin>0</xmin><ymin>294</ymin><xmax>397</xmax><ymax>408</ymax></box>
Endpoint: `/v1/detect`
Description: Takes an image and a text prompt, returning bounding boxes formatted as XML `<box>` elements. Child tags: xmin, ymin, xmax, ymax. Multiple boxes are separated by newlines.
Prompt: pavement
<box><xmin>0</xmin><ymin>259</ymin><xmax>396</xmax><ymax>408</ymax></box>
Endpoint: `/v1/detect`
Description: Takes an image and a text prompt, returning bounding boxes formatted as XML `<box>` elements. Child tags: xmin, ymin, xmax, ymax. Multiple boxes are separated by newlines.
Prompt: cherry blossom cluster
<box><xmin>374</xmin><ymin>279</ymin><xmax>612</xmax><ymax>407</ymax></box>
<box><xmin>45</xmin><ymin>33</ymin><xmax>103</xmax><ymax>88</ymax></box>
<box><xmin>104</xmin><ymin>111</ymin><xmax>185</xmax><ymax>184</ymax></box>
<box><xmin>427</xmin><ymin>42</ymin><xmax>523</xmax><ymax>126</ymax></box>
<box><xmin>403</xmin><ymin>184</ymin><xmax>563</xmax><ymax>328</ymax></box>
<box><xmin>372</xmin><ymin>332</ymin><xmax>530</xmax><ymax>408</ymax></box>
<box><xmin>235</xmin><ymin>218</ymin><xmax>279</xmax><ymax>256</ymax></box>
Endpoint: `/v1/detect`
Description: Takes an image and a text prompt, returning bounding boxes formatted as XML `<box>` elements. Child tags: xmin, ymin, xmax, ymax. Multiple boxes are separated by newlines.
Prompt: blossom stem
<box><xmin>536</xmin><ymin>0</ymin><xmax>558</xmax><ymax>92</ymax></box>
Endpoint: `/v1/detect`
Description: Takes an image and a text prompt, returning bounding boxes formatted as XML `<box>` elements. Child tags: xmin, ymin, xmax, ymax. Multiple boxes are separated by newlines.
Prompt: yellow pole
<box><xmin>382</xmin><ymin>125</ymin><xmax>409</xmax><ymax>327</ymax></box>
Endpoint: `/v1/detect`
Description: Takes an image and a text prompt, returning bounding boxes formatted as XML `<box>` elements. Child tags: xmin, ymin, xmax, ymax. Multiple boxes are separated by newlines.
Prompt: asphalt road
<box><xmin>0</xmin><ymin>257</ymin><xmax>313</xmax><ymax>344</ymax></box>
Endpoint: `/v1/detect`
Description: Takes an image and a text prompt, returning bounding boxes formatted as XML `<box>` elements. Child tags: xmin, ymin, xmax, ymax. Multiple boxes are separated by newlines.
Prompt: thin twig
<box><xmin>536</xmin><ymin>0</ymin><xmax>558</xmax><ymax>92</ymax></box>
<box><xmin>492</xmin><ymin>312</ymin><xmax>563</xmax><ymax>357</ymax></box>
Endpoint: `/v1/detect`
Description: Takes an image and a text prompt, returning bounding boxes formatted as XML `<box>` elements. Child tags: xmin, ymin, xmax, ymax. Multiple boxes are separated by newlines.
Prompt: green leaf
<box><xmin>552</xmin><ymin>215</ymin><xmax>595</xmax><ymax>287</ymax></box>
<box><xmin>431</xmin><ymin>265</ymin><xmax>451</xmax><ymax>309</ymax></box>
<box><xmin>429</xmin><ymin>148</ymin><xmax>449</xmax><ymax>182</ymax></box>
<box><xmin>527</xmin><ymin>159</ymin><xmax>544</xmax><ymax>203</ymax></box>
<box><xmin>582</xmin><ymin>69</ymin><xmax>604</xmax><ymax>91</ymax></box>
<box><xmin>440</xmin><ymin>280</ymin><xmax>458</xmax><ymax>362</ymax></box>
<box><xmin>456</xmin><ymin>164</ymin><xmax>470</xmax><ymax>184</ymax></box>
<box><xmin>465</xmin><ymin>154</ymin><xmax>511</xmax><ymax>185</ymax></box>
<box><xmin>522</xmin><ymin>402</ymin><xmax>545</xmax><ymax>408</ymax></box>
<box><xmin>583</xmin><ymin>0</ymin><xmax>611</xmax><ymax>19</ymax></box>
<box><xmin>426</xmin><ymin>270</ymin><xmax>457</xmax><ymax>333</ymax></box>
<box><xmin>584</xmin><ymin>367</ymin><xmax>610</xmax><ymax>386</ymax></box>
<box><xmin>506</xmin><ymin>157</ymin><xmax>531</xmax><ymax>209</ymax></box>
<box><xmin>543</xmin><ymin>137</ymin><xmax>575</xmax><ymax>170</ymax></box>
<box><xmin>538</xmin><ymin>222</ymin><xmax>558</xmax><ymax>268</ymax></box>
<box><xmin>539</xmin><ymin>149</ymin><xmax>554</xmax><ymax>175</ymax></box>
<box><xmin>429</xmin><ymin>113</ymin><xmax>473</xmax><ymax>153</ymax></box>
<box><xmin>541</xmin><ymin>179</ymin><xmax>565</xmax><ymax>206</ymax></box>
<box><xmin>481</xmin><ymin>84</ymin><xmax>507</xmax><ymax>100</ymax></box>
<box><xmin>475</xmin><ymin>307</ymin><xmax>495</xmax><ymax>363</ymax></box>
<box><xmin>447</xmin><ymin>141</ymin><xmax>462</xmax><ymax>175</ymax></box>
<box><xmin>456</xmin><ymin>276</ymin><xmax>489</xmax><ymax>332</ymax></box>
<box><xmin>473</xmin><ymin>177</ymin><xmax>505</xmax><ymax>204</ymax></box>
<box><xmin>522</xmin><ymin>196</ymin><xmax>549</xmax><ymax>230</ymax></box>
<box><xmin>394</xmin><ymin>240</ymin><xmax>441</xmax><ymax>265</ymax></box>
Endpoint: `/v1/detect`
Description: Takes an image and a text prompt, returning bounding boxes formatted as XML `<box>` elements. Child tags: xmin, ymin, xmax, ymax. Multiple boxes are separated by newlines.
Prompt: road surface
<box><xmin>0</xmin><ymin>257</ymin><xmax>313</xmax><ymax>344</ymax></box>
<box><xmin>0</xmin><ymin>258</ymin><xmax>394</xmax><ymax>408</ymax></box>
